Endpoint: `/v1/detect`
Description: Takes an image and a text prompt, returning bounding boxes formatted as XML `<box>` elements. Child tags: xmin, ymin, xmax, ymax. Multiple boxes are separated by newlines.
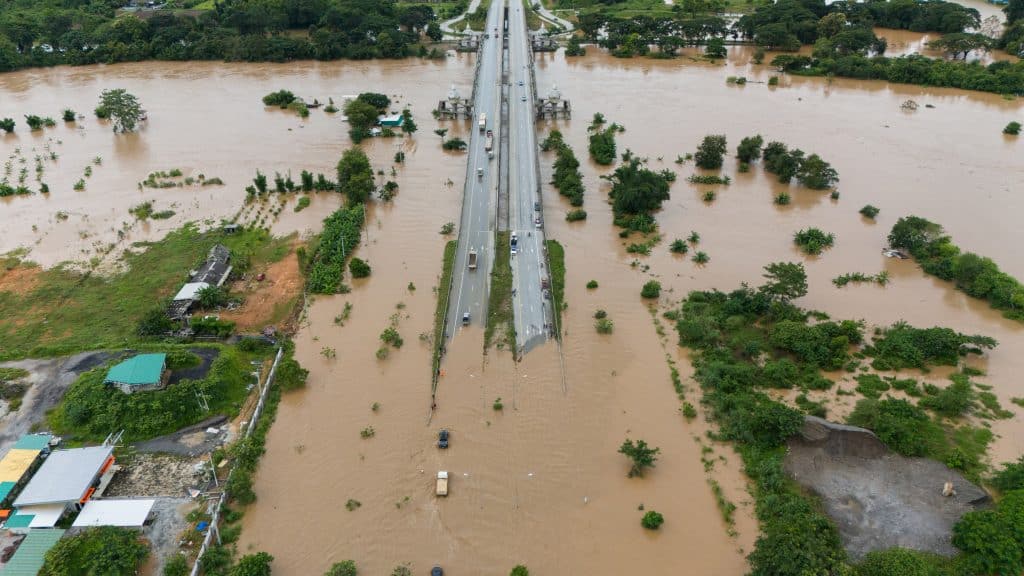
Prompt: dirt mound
<box><xmin>784</xmin><ymin>416</ymin><xmax>989</xmax><ymax>560</ymax></box>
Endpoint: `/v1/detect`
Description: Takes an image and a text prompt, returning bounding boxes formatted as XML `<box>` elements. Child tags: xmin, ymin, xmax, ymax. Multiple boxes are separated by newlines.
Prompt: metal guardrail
<box><xmin>188</xmin><ymin>346</ymin><xmax>283</xmax><ymax>576</ymax></box>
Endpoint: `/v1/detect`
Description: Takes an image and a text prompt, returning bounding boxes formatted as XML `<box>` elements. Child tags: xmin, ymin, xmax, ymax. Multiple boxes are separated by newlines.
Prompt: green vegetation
<box><xmin>855</xmin><ymin>548</ymin><xmax>951</xmax><ymax>576</ymax></box>
<box><xmin>566</xmin><ymin>35</ymin><xmax>586</xmax><ymax>56</ymax></box>
<box><xmin>607</xmin><ymin>150</ymin><xmax>673</xmax><ymax>232</ymax></box>
<box><xmin>163</xmin><ymin>555</ymin><xmax>188</xmax><ymax>576</ymax></box>
<box><xmin>669</xmin><ymin>238</ymin><xmax>688</xmax><ymax>254</ymax></box>
<box><xmin>432</xmin><ymin>241</ymin><xmax>457</xmax><ymax>378</ymax></box>
<box><xmin>98</xmin><ymin>89</ymin><xmax>143</xmax><ymax>133</ymax></box>
<box><xmin>596</xmin><ymin>317</ymin><xmax>614</xmax><ymax>334</ymax></box>
<box><xmin>546</xmin><ymin>240</ymin><xmax>566</xmax><ymax>333</ymax></box>
<box><xmin>889</xmin><ymin>216</ymin><xmax>1024</xmax><ymax>322</ymax></box>
<box><xmin>793</xmin><ymin>227</ymin><xmax>835</xmax><ymax>255</ymax></box>
<box><xmin>442</xmin><ymin>137</ymin><xmax>468</xmax><ymax>151</ymax></box>
<box><xmin>262</xmin><ymin>90</ymin><xmax>297</xmax><ymax>108</ymax></box>
<box><xmin>833</xmin><ymin>271</ymin><xmax>889</xmax><ymax>287</ymax></box>
<box><xmin>737</xmin><ymin>135</ymin><xmax>764</xmax><ymax>164</ymax></box>
<box><xmin>0</xmin><ymin>224</ymin><xmax>288</xmax><ymax>360</ymax></box>
<box><xmin>0</xmin><ymin>0</ymin><xmax>436</xmax><ymax>73</ymax></box>
<box><xmin>641</xmin><ymin>280</ymin><xmax>661</xmax><ymax>299</ymax></box>
<box><xmin>487</xmin><ymin>232</ymin><xmax>515</xmax><ymax>350</ymax></box>
<box><xmin>859</xmin><ymin>204</ymin><xmax>880</xmax><ymax>219</ymax></box>
<box><xmin>588</xmin><ymin>119</ymin><xmax>620</xmax><ymax>165</ymax></box>
<box><xmin>702</xmin><ymin>190</ymin><xmax>716</xmax><ymax>203</ymax></box>
<box><xmin>641</xmin><ymin>510</ymin><xmax>665</xmax><ymax>530</ymax></box>
<box><xmin>619</xmin><ymin>438</ymin><xmax>660</xmax><ymax>477</ymax></box>
<box><xmin>587</xmin><ymin>280</ymin><xmax>599</xmax><ymax>289</ymax></box>
<box><xmin>509</xmin><ymin>566</ymin><xmax>529</xmax><ymax>576</ymax></box>
<box><xmin>62</xmin><ymin>109</ymin><xmax>76</xmax><ymax>122</ymax></box>
<box><xmin>349</xmin><ymin>257</ymin><xmax>371</xmax><ymax>278</ymax></box>
<box><xmin>306</xmin><ymin>204</ymin><xmax>365</xmax><ymax>293</ymax></box>
<box><xmin>694</xmin><ymin>134</ymin><xmax>727</xmax><ymax>169</ymax></box>
<box><xmin>763</xmin><ymin>141</ymin><xmax>838</xmax><ymax>189</ymax></box>
<box><xmin>294</xmin><ymin>196</ymin><xmax>311</xmax><ymax>212</ymax></box>
<box><xmin>326</xmin><ymin>561</ymin><xmax>358</xmax><ymax>576</ymax></box>
<box><xmin>0</xmin><ymin>118</ymin><xmax>14</xmax><ymax>132</ymax></box>
<box><xmin>1005</xmin><ymin>121</ymin><xmax>1022</xmax><ymax>135</ymax></box>
<box><xmin>493</xmin><ymin>397</ymin><xmax>504</xmax><ymax>411</ymax></box>
<box><xmin>40</xmin><ymin>526</ymin><xmax>148</xmax><ymax>576</ymax></box>
<box><xmin>566</xmin><ymin>208</ymin><xmax>587</xmax><ymax>221</ymax></box>
<box><xmin>693</xmin><ymin>251</ymin><xmax>710</xmax><ymax>264</ymax></box>
<box><xmin>866</xmin><ymin>322</ymin><xmax>996</xmax><ymax>371</ymax></box>
<box><xmin>440</xmin><ymin>221</ymin><xmax>455</xmax><ymax>235</ymax></box>
<box><xmin>688</xmin><ymin>174</ymin><xmax>731</xmax><ymax>185</ymax></box>
<box><xmin>991</xmin><ymin>456</ymin><xmax>1024</xmax><ymax>493</ymax></box>
<box><xmin>541</xmin><ymin>130</ymin><xmax>585</xmax><ymax>206</ymax></box>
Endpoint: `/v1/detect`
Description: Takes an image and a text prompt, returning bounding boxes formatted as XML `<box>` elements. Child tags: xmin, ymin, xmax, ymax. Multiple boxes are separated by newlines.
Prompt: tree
<box><xmin>566</xmin><ymin>35</ymin><xmax>586</xmax><ymax>56</ymax></box>
<box><xmin>230</xmin><ymin>552</ymin><xmax>274</xmax><ymax>576</ymax></box>
<box><xmin>694</xmin><ymin>134</ymin><xmax>727</xmax><ymax>169</ymax></box>
<box><xmin>641</xmin><ymin>510</ymin><xmax>665</xmax><ymax>529</ymax></box>
<box><xmin>262</xmin><ymin>89</ymin><xmax>296</xmax><ymax>107</ymax></box>
<box><xmin>619</xmin><ymin>438</ymin><xmax>660</xmax><ymax>477</ymax></box>
<box><xmin>641</xmin><ymin>280</ymin><xmax>662</xmax><ymax>299</ymax></box>
<box><xmin>426</xmin><ymin>22</ymin><xmax>443</xmax><ymax>42</ymax></box>
<box><xmin>400</xmin><ymin>108</ymin><xmax>417</xmax><ymax>134</ymax></box>
<box><xmin>349</xmin><ymin>257</ymin><xmax>371</xmax><ymax>278</ymax></box>
<box><xmin>357</xmin><ymin>92</ymin><xmax>390</xmax><ymax>109</ymax></box>
<box><xmin>1007</xmin><ymin>0</ymin><xmax>1024</xmax><ymax>23</ymax></box>
<box><xmin>0</xmin><ymin>118</ymin><xmax>13</xmax><ymax>133</ymax></box>
<box><xmin>953</xmin><ymin>506</ymin><xmax>1023</xmax><ymax>576</ymax></box>
<box><xmin>98</xmin><ymin>89</ymin><xmax>143</xmax><ymax>133</ymax></box>
<box><xmin>391</xmin><ymin>566</ymin><xmax>412</xmax><ymax>576</ymax></box>
<box><xmin>1005</xmin><ymin>121</ymin><xmax>1022</xmax><ymax>135</ymax></box>
<box><xmin>62</xmin><ymin>109</ymin><xmax>76</xmax><ymax>122</ymax></box>
<box><xmin>817</xmin><ymin>12</ymin><xmax>847</xmax><ymax>39</ymax></box>
<box><xmin>796</xmin><ymin>153</ymin><xmax>838</xmax><ymax>189</ymax></box>
<box><xmin>337</xmin><ymin>148</ymin><xmax>374</xmax><ymax>204</ymax></box>
<box><xmin>137</xmin><ymin>307</ymin><xmax>175</xmax><ymax>336</ymax></box>
<box><xmin>510</xmin><ymin>566</ymin><xmax>529</xmax><ymax>576</ymax></box>
<box><xmin>705</xmin><ymin>37</ymin><xmax>727</xmax><ymax>59</ymax></box>
<box><xmin>196</xmin><ymin>285</ymin><xmax>228</xmax><ymax>309</ymax></box>
<box><xmin>928</xmin><ymin>33</ymin><xmax>992</xmax><ymax>60</ymax></box>
<box><xmin>736</xmin><ymin>135</ymin><xmax>764</xmax><ymax>163</ymax></box>
<box><xmin>326</xmin><ymin>560</ymin><xmax>357</xmax><ymax>576</ymax></box>
<box><xmin>343</xmin><ymin>99</ymin><xmax>379</xmax><ymax>143</ymax></box>
<box><xmin>761</xmin><ymin>262</ymin><xmax>807</xmax><ymax>302</ymax></box>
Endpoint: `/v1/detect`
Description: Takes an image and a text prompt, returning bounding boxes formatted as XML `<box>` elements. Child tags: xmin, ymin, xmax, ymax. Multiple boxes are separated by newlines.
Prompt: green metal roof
<box><xmin>12</xmin><ymin>434</ymin><xmax>51</xmax><ymax>451</ymax></box>
<box><xmin>2</xmin><ymin>529</ymin><xmax>65</xmax><ymax>575</ymax></box>
<box><xmin>0</xmin><ymin>481</ymin><xmax>15</xmax><ymax>502</ymax></box>
<box><xmin>104</xmin><ymin>353</ymin><xmax>166</xmax><ymax>386</ymax></box>
<box><xmin>4</xmin><ymin>512</ymin><xmax>34</xmax><ymax>528</ymax></box>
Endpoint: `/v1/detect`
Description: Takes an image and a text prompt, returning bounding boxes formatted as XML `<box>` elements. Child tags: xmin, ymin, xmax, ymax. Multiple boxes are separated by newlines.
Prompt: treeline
<box><xmin>0</xmin><ymin>0</ymin><xmax>444</xmax><ymax>72</ymax></box>
<box><xmin>889</xmin><ymin>216</ymin><xmax>1024</xmax><ymax>322</ymax></box>
<box><xmin>541</xmin><ymin>130</ymin><xmax>585</xmax><ymax>207</ymax></box>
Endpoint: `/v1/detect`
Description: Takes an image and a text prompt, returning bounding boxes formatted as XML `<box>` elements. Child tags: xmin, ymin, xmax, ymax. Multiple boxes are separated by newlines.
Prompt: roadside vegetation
<box><xmin>889</xmin><ymin>216</ymin><xmax>1024</xmax><ymax>322</ymax></box>
<box><xmin>486</xmin><ymin>232</ymin><xmax>515</xmax><ymax>351</ymax></box>
<box><xmin>432</xmin><ymin>241</ymin><xmax>458</xmax><ymax>380</ymax></box>
<box><xmin>670</xmin><ymin>260</ymin><xmax>1005</xmax><ymax>574</ymax></box>
<box><xmin>546</xmin><ymin>239</ymin><xmax>566</xmax><ymax>335</ymax></box>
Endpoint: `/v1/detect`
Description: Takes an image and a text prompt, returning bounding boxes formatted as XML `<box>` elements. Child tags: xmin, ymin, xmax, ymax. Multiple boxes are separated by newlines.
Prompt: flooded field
<box><xmin>1</xmin><ymin>38</ymin><xmax>1023</xmax><ymax>575</ymax></box>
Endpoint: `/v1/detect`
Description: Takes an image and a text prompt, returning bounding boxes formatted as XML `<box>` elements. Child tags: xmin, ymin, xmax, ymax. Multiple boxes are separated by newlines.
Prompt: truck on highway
<box><xmin>478</xmin><ymin>113</ymin><xmax>487</xmax><ymax>131</ymax></box>
<box><xmin>484</xmin><ymin>130</ymin><xmax>493</xmax><ymax>152</ymax></box>
<box><xmin>468</xmin><ymin>250</ymin><xmax>478</xmax><ymax>270</ymax></box>
<box><xmin>436</xmin><ymin>471</ymin><xmax>449</xmax><ymax>496</ymax></box>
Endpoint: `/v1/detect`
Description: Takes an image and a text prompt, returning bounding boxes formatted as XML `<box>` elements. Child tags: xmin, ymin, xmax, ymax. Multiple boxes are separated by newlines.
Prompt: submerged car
<box><xmin>438</xmin><ymin>429</ymin><xmax>449</xmax><ymax>449</ymax></box>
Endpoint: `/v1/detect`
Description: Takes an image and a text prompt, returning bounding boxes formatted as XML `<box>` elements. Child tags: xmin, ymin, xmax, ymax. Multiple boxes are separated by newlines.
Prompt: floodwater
<box><xmin>0</xmin><ymin>40</ymin><xmax>1022</xmax><ymax>575</ymax></box>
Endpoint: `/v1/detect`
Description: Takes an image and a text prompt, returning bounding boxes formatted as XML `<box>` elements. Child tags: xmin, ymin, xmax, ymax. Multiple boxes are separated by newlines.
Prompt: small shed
<box><xmin>103</xmin><ymin>353</ymin><xmax>169</xmax><ymax>394</ymax></box>
<box><xmin>72</xmin><ymin>499</ymin><xmax>155</xmax><ymax>528</ymax></box>
<box><xmin>378</xmin><ymin>113</ymin><xmax>405</xmax><ymax>127</ymax></box>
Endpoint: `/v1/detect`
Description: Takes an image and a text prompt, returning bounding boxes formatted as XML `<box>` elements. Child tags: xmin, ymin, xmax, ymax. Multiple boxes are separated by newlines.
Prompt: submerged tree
<box><xmin>98</xmin><ymin>89</ymin><xmax>143</xmax><ymax>133</ymax></box>
<box><xmin>619</xmin><ymin>438</ymin><xmax>660</xmax><ymax>477</ymax></box>
<box><xmin>761</xmin><ymin>262</ymin><xmax>808</xmax><ymax>302</ymax></box>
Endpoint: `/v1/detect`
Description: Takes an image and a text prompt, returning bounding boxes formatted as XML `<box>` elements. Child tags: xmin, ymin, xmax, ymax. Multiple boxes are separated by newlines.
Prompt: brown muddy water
<box><xmin>0</xmin><ymin>42</ymin><xmax>1022</xmax><ymax>575</ymax></box>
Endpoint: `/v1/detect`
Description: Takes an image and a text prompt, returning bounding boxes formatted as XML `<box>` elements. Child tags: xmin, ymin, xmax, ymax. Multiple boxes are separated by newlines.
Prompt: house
<box><xmin>103</xmin><ymin>353</ymin><xmax>169</xmax><ymax>394</ymax></box>
<box><xmin>8</xmin><ymin>446</ymin><xmax>115</xmax><ymax>530</ymax></box>
<box><xmin>378</xmin><ymin>113</ymin><xmax>405</xmax><ymax>128</ymax></box>
<box><xmin>0</xmin><ymin>434</ymin><xmax>53</xmax><ymax>509</ymax></box>
<box><xmin>167</xmin><ymin>244</ymin><xmax>233</xmax><ymax>320</ymax></box>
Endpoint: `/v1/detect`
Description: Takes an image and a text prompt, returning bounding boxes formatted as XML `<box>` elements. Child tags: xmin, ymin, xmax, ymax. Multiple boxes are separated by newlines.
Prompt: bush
<box><xmin>641</xmin><ymin>280</ymin><xmax>662</xmax><ymax>299</ymax></box>
<box><xmin>566</xmin><ymin>209</ymin><xmax>587</xmax><ymax>221</ymax></box>
<box><xmin>162</xmin><ymin>555</ymin><xmax>188</xmax><ymax>576</ymax></box>
<box><xmin>848</xmin><ymin>398</ymin><xmax>944</xmax><ymax>457</ymax></box>
<box><xmin>991</xmin><ymin>456</ymin><xmax>1024</xmax><ymax>493</ymax></box>
<box><xmin>641</xmin><ymin>510</ymin><xmax>665</xmax><ymax>530</ymax></box>
<box><xmin>619</xmin><ymin>438</ymin><xmax>660</xmax><ymax>477</ymax></box>
<box><xmin>855</xmin><ymin>548</ymin><xmax>948</xmax><ymax>576</ymax></box>
<box><xmin>694</xmin><ymin>135</ymin><xmax>727</xmax><ymax>169</ymax></box>
<box><xmin>326</xmin><ymin>560</ymin><xmax>357</xmax><ymax>576</ymax></box>
<box><xmin>349</xmin><ymin>257</ymin><xmax>371</xmax><ymax>279</ymax></box>
<box><xmin>0</xmin><ymin>118</ymin><xmax>14</xmax><ymax>132</ymax></box>
<box><xmin>262</xmin><ymin>90</ymin><xmax>297</xmax><ymax>107</ymax></box>
<box><xmin>510</xmin><ymin>566</ymin><xmax>529</xmax><ymax>576</ymax></box>
<box><xmin>589</xmin><ymin>125</ymin><xmax>618</xmax><ymax>165</ymax></box>
<box><xmin>62</xmin><ymin>109</ymin><xmax>76</xmax><ymax>122</ymax></box>
<box><xmin>442</xmin><ymin>138</ymin><xmax>467</xmax><ymax>151</ymax></box>
<box><xmin>670</xmin><ymin>239</ymin><xmax>688</xmax><ymax>254</ymax></box>
<box><xmin>793</xmin><ymin>228</ymin><xmax>835</xmax><ymax>255</ymax></box>
<box><xmin>860</xmin><ymin>204</ymin><xmax>880</xmax><ymax>219</ymax></box>
<box><xmin>231</xmin><ymin>552</ymin><xmax>273</xmax><ymax>576</ymax></box>
<box><xmin>737</xmin><ymin>135</ymin><xmax>764</xmax><ymax>163</ymax></box>
<box><xmin>1004</xmin><ymin>121</ymin><xmax>1021</xmax><ymax>135</ymax></box>
<box><xmin>596</xmin><ymin>318</ymin><xmax>614</xmax><ymax>334</ymax></box>
<box><xmin>586</xmin><ymin>280</ymin><xmax>599</xmax><ymax>289</ymax></box>
<box><xmin>952</xmin><ymin>494</ymin><xmax>1024</xmax><ymax>576</ymax></box>
<box><xmin>40</xmin><ymin>526</ymin><xmax>149</xmax><ymax>576</ymax></box>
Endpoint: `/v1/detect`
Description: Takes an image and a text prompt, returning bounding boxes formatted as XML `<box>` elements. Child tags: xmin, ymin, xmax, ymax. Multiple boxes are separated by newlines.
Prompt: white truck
<box><xmin>478</xmin><ymin>113</ymin><xmax>487</xmax><ymax>131</ymax></box>
<box><xmin>468</xmin><ymin>250</ymin><xmax>478</xmax><ymax>270</ymax></box>
<box><xmin>436</xmin><ymin>471</ymin><xmax>449</xmax><ymax>496</ymax></box>
<box><xmin>484</xmin><ymin>130</ymin><xmax>493</xmax><ymax>152</ymax></box>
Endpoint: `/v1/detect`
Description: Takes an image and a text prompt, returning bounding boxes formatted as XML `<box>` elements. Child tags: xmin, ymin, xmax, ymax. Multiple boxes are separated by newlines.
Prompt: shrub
<box><xmin>847</xmin><ymin>398</ymin><xmax>944</xmax><ymax>457</ymax></box>
<box><xmin>991</xmin><ymin>457</ymin><xmax>1024</xmax><ymax>493</ymax></box>
<box><xmin>694</xmin><ymin>135</ymin><xmax>727</xmax><ymax>169</ymax></box>
<box><xmin>860</xmin><ymin>205</ymin><xmax>880</xmax><ymax>219</ymax></box>
<box><xmin>682</xmin><ymin>402</ymin><xmax>697</xmax><ymax>419</ymax></box>
<box><xmin>262</xmin><ymin>90</ymin><xmax>297</xmax><ymax>108</ymax></box>
<box><xmin>510</xmin><ymin>566</ymin><xmax>529</xmax><ymax>576</ymax></box>
<box><xmin>566</xmin><ymin>209</ymin><xmax>587</xmax><ymax>221</ymax></box>
<box><xmin>670</xmin><ymin>239</ymin><xmax>688</xmax><ymax>254</ymax></box>
<box><xmin>493</xmin><ymin>397</ymin><xmax>504</xmax><ymax>411</ymax></box>
<box><xmin>62</xmin><ymin>109</ymin><xmax>76</xmax><ymax>122</ymax></box>
<box><xmin>855</xmin><ymin>548</ymin><xmax>948</xmax><ymax>576</ymax></box>
<box><xmin>325</xmin><ymin>561</ymin><xmax>358</xmax><ymax>576</ymax></box>
<box><xmin>693</xmin><ymin>251</ymin><xmax>710</xmax><ymax>264</ymax></box>
<box><xmin>40</xmin><ymin>526</ymin><xmax>149</xmax><ymax>575</ymax></box>
<box><xmin>641</xmin><ymin>281</ymin><xmax>662</xmax><ymax>299</ymax></box>
<box><xmin>586</xmin><ymin>280</ymin><xmax>599</xmax><ymax>289</ymax></box>
<box><xmin>231</xmin><ymin>552</ymin><xmax>273</xmax><ymax>576</ymax></box>
<box><xmin>619</xmin><ymin>438</ymin><xmax>660</xmax><ymax>477</ymax></box>
<box><xmin>24</xmin><ymin>115</ymin><xmax>44</xmax><ymax>130</ymax></box>
<box><xmin>768</xmin><ymin>76</ymin><xmax>780</xmax><ymax>86</ymax></box>
<box><xmin>594</xmin><ymin>309</ymin><xmax>607</xmax><ymax>319</ymax></box>
<box><xmin>95</xmin><ymin>106</ymin><xmax>110</xmax><ymax>119</ymax></box>
<box><xmin>442</xmin><ymin>138</ymin><xmax>467</xmax><ymax>151</ymax></box>
<box><xmin>703</xmin><ymin>190</ymin><xmax>717</xmax><ymax>202</ymax></box>
<box><xmin>349</xmin><ymin>258</ymin><xmax>371</xmax><ymax>278</ymax></box>
<box><xmin>0</xmin><ymin>118</ymin><xmax>14</xmax><ymax>132</ymax></box>
<box><xmin>793</xmin><ymin>228</ymin><xmax>835</xmax><ymax>255</ymax></box>
<box><xmin>641</xmin><ymin>510</ymin><xmax>665</xmax><ymax>530</ymax></box>
<box><xmin>774</xmin><ymin>193</ymin><xmax>791</xmax><ymax>205</ymax></box>
<box><xmin>596</xmin><ymin>318</ymin><xmax>614</xmax><ymax>334</ymax></box>
<box><xmin>162</xmin><ymin>555</ymin><xmax>188</xmax><ymax>576</ymax></box>
<box><xmin>1004</xmin><ymin>121</ymin><xmax>1022</xmax><ymax>135</ymax></box>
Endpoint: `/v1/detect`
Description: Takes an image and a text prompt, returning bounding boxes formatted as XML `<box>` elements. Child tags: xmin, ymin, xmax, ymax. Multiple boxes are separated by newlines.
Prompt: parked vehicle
<box><xmin>436</xmin><ymin>471</ymin><xmax>449</xmax><ymax>496</ymax></box>
<box><xmin>438</xmin><ymin>429</ymin><xmax>449</xmax><ymax>449</ymax></box>
<box><xmin>468</xmin><ymin>250</ymin><xmax>478</xmax><ymax>270</ymax></box>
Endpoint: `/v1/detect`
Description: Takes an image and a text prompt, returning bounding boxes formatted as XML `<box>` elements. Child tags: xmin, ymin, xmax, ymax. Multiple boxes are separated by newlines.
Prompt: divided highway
<box><xmin>444</xmin><ymin>0</ymin><xmax>504</xmax><ymax>342</ymax></box>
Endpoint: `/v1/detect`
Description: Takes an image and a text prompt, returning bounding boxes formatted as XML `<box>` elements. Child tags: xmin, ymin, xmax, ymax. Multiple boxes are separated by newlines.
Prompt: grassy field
<box><xmin>545</xmin><ymin>239</ymin><xmax>565</xmax><ymax>338</ymax></box>
<box><xmin>486</xmin><ymin>232</ymin><xmax>515</xmax><ymax>351</ymax></box>
<box><xmin>0</xmin><ymin>224</ymin><xmax>290</xmax><ymax>361</ymax></box>
<box><xmin>433</xmin><ymin>240</ymin><xmax>458</xmax><ymax>384</ymax></box>
<box><xmin>464</xmin><ymin>0</ymin><xmax>493</xmax><ymax>31</ymax></box>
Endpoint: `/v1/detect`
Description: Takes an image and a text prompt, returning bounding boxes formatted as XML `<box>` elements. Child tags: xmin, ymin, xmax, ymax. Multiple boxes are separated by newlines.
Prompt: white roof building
<box><xmin>14</xmin><ymin>446</ymin><xmax>114</xmax><ymax>507</ymax></box>
<box><xmin>73</xmin><ymin>499</ymin><xmax>155</xmax><ymax>528</ymax></box>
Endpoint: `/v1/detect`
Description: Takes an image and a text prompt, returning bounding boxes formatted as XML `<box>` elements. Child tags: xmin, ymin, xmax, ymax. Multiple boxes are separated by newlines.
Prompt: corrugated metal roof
<box><xmin>4</xmin><ymin>512</ymin><xmax>34</xmax><ymax>529</ymax></box>
<box><xmin>0</xmin><ymin>449</ymin><xmax>41</xmax><ymax>483</ymax></box>
<box><xmin>12</xmin><ymin>434</ymin><xmax>52</xmax><ymax>451</ymax></box>
<box><xmin>2</xmin><ymin>529</ymin><xmax>66</xmax><ymax>575</ymax></box>
<box><xmin>0</xmin><ymin>481</ymin><xmax>16</xmax><ymax>502</ymax></box>
<box><xmin>14</xmin><ymin>446</ymin><xmax>113</xmax><ymax>507</ymax></box>
<box><xmin>73</xmin><ymin>499</ymin><xmax>155</xmax><ymax>528</ymax></box>
<box><xmin>103</xmin><ymin>353</ymin><xmax>166</xmax><ymax>386</ymax></box>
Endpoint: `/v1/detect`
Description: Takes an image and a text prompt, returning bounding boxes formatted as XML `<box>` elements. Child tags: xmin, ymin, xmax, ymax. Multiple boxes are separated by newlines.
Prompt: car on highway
<box><xmin>521</xmin><ymin>95</ymin><xmax>527</xmax><ymax>101</ymax></box>
<box><xmin>510</xmin><ymin>232</ymin><xmax>518</xmax><ymax>255</ymax></box>
<box><xmin>534</xmin><ymin>216</ymin><xmax>542</xmax><ymax>228</ymax></box>
<box><xmin>534</xmin><ymin>201</ymin><xmax>540</xmax><ymax>211</ymax></box>
<box><xmin>462</xmin><ymin>312</ymin><xmax>470</xmax><ymax>326</ymax></box>
<box><xmin>518</xmin><ymin>80</ymin><xmax>524</xmax><ymax>86</ymax></box>
<box><xmin>438</xmin><ymin>429</ymin><xmax>449</xmax><ymax>449</ymax></box>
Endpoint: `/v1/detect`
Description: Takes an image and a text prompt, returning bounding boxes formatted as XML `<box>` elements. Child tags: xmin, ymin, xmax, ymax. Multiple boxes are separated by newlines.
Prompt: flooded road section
<box><xmin>0</xmin><ymin>58</ymin><xmax>473</xmax><ymax>267</ymax></box>
<box><xmin>534</xmin><ymin>47</ymin><xmax>1024</xmax><ymax>466</ymax></box>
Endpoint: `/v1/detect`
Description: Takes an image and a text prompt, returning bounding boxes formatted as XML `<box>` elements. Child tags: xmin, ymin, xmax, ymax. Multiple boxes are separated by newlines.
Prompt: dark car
<box><xmin>534</xmin><ymin>201</ymin><xmax>540</xmax><ymax>211</ymax></box>
<box><xmin>431</xmin><ymin>567</ymin><xmax>444</xmax><ymax>576</ymax></box>
<box><xmin>438</xmin><ymin>429</ymin><xmax>449</xmax><ymax>449</ymax></box>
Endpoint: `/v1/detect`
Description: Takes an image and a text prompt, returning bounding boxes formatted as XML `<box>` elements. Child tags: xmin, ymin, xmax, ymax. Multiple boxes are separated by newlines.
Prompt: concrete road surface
<box><xmin>507</xmin><ymin>2</ymin><xmax>552</xmax><ymax>355</ymax></box>
<box><xmin>444</xmin><ymin>0</ymin><xmax>504</xmax><ymax>343</ymax></box>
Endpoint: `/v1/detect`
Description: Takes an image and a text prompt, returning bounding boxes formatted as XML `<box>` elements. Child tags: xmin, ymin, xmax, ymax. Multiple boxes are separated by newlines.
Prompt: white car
<box><xmin>521</xmin><ymin>95</ymin><xmax>527</xmax><ymax>102</ymax></box>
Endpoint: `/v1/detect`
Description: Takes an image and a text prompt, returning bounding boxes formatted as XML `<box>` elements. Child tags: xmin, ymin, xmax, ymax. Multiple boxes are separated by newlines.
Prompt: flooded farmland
<box><xmin>1</xmin><ymin>38</ymin><xmax>1023</xmax><ymax>575</ymax></box>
